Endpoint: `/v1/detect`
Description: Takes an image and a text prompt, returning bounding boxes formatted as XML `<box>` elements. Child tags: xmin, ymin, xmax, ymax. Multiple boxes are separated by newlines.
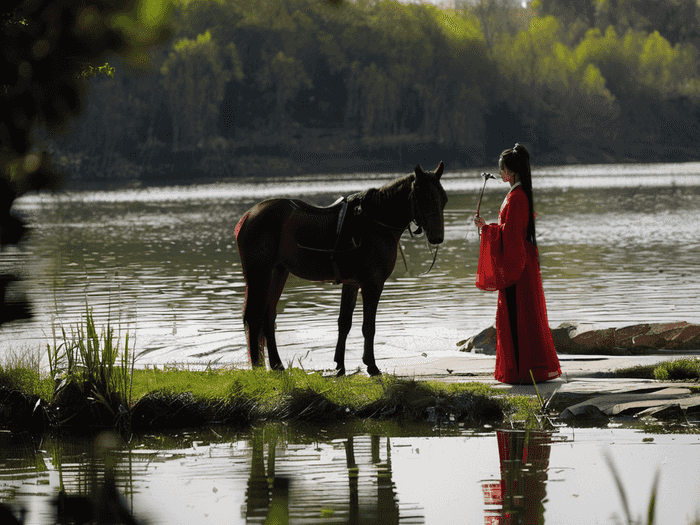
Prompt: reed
<box><xmin>47</xmin><ymin>301</ymin><xmax>135</xmax><ymax>420</ymax></box>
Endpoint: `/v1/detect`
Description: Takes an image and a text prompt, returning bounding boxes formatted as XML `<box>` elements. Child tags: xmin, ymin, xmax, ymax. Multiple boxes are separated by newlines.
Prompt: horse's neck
<box><xmin>366</xmin><ymin>181</ymin><xmax>414</xmax><ymax>231</ymax></box>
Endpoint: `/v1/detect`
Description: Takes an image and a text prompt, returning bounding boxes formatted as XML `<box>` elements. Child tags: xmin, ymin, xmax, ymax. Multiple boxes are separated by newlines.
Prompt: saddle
<box><xmin>297</xmin><ymin>195</ymin><xmax>363</xmax><ymax>283</ymax></box>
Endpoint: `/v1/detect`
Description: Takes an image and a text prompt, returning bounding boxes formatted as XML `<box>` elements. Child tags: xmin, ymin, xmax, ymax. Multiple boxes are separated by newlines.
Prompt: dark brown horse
<box><xmin>235</xmin><ymin>162</ymin><xmax>447</xmax><ymax>376</ymax></box>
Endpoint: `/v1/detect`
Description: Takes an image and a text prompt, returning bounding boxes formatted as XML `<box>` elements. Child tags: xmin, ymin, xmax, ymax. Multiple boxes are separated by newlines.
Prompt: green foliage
<box><xmin>161</xmin><ymin>28</ymin><xmax>241</xmax><ymax>149</ymax></box>
<box><xmin>17</xmin><ymin>0</ymin><xmax>700</xmax><ymax>183</ymax></box>
<box><xmin>77</xmin><ymin>62</ymin><xmax>116</xmax><ymax>79</ymax></box>
<box><xmin>653</xmin><ymin>358</ymin><xmax>700</xmax><ymax>381</ymax></box>
<box><xmin>0</xmin><ymin>0</ymin><xmax>173</xmax><ymax>327</ymax></box>
<box><xmin>47</xmin><ymin>302</ymin><xmax>135</xmax><ymax>412</ymax></box>
<box><xmin>615</xmin><ymin>358</ymin><xmax>700</xmax><ymax>381</ymax></box>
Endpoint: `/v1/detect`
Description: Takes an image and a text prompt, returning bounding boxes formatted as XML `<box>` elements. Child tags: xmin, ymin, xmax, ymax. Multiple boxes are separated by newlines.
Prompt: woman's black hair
<box><xmin>499</xmin><ymin>143</ymin><xmax>536</xmax><ymax>246</ymax></box>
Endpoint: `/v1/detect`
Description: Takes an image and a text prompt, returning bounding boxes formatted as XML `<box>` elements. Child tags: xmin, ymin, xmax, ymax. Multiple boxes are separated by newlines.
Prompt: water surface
<box><xmin>4</xmin><ymin>162</ymin><xmax>700</xmax><ymax>371</ymax></box>
<box><xmin>1</xmin><ymin>425</ymin><xmax>698</xmax><ymax>524</ymax></box>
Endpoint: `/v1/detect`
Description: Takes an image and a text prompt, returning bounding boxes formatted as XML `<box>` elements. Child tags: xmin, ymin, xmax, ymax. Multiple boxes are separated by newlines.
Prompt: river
<box><xmin>4</xmin><ymin>162</ymin><xmax>700</xmax><ymax>371</ymax></box>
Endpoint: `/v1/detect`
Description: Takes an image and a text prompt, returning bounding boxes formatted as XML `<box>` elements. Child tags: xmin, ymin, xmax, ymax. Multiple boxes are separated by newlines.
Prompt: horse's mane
<box><xmin>354</xmin><ymin>173</ymin><xmax>416</xmax><ymax>210</ymax></box>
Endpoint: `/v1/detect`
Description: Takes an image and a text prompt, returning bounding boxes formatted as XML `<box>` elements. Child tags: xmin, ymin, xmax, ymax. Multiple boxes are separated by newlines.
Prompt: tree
<box><xmin>161</xmin><ymin>29</ymin><xmax>242</xmax><ymax>149</ymax></box>
<box><xmin>0</xmin><ymin>0</ymin><xmax>172</xmax><ymax>325</ymax></box>
<box><xmin>456</xmin><ymin>0</ymin><xmax>531</xmax><ymax>48</ymax></box>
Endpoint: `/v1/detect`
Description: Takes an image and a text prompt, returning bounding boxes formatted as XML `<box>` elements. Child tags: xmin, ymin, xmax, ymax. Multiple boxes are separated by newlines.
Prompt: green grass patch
<box><xmin>0</xmin><ymin>345</ymin><xmax>53</xmax><ymax>399</ymax></box>
<box><xmin>615</xmin><ymin>358</ymin><xmax>700</xmax><ymax>382</ymax></box>
<box><xmin>0</xmin><ymin>352</ymin><xmax>542</xmax><ymax>433</ymax></box>
<box><xmin>653</xmin><ymin>358</ymin><xmax>700</xmax><ymax>381</ymax></box>
<box><xmin>128</xmin><ymin>368</ymin><xmax>516</xmax><ymax>431</ymax></box>
<box><xmin>614</xmin><ymin>364</ymin><xmax>658</xmax><ymax>380</ymax></box>
<box><xmin>0</xmin><ymin>298</ymin><xmax>544</xmax><ymax>433</ymax></box>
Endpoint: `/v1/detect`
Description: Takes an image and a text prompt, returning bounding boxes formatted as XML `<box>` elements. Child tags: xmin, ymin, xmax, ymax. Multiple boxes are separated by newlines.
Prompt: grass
<box><xmin>615</xmin><ymin>358</ymin><xmax>700</xmax><ymax>382</ymax></box>
<box><xmin>0</xmin><ymin>300</ymin><xmax>544</xmax><ymax>432</ymax></box>
<box><xmin>45</xmin><ymin>302</ymin><xmax>135</xmax><ymax>426</ymax></box>
<box><xmin>0</xmin><ymin>344</ymin><xmax>53</xmax><ymax>399</ymax></box>
<box><xmin>605</xmin><ymin>450</ymin><xmax>661</xmax><ymax>525</ymax></box>
<box><xmin>1</xmin><ymin>344</ymin><xmax>540</xmax><ymax>432</ymax></box>
<box><xmin>128</xmin><ymin>366</ymin><xmax>524</xmax><ymax>430</ymax></box>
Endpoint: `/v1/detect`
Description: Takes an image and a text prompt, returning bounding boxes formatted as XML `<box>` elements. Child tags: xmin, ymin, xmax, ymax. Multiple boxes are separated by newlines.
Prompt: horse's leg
<box><xmin>334</xmin><ymin>283</ymin><xmax>359</xmax><ymax>377</ymax></box>
<box><xmin>360</xmin><ymin>282</ymin><xmax>384</xmax><ymax>377</ymax></box>
<box><xmin>242</xmin><ymin>267</ymin><xmax>274</xmax><ymax>368</ymax></box>
<box><xmin>264</xmin><ymin>265</ymin><xmax>289</xmax><ymax>371</ymax></box>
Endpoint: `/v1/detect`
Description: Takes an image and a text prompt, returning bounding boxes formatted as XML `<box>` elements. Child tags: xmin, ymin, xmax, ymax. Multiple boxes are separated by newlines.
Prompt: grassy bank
<box><xmin>0</xmin><ymin>305</ymin><xmax>547</xmax><ymax>434</ymax></box>
<box><xmin>615</xmin><ymin>358</ymin><xmax>700</xmax><ymax>382</ymax></box>
<box><xmin>0</xmin><ymin>362</ymin><xmax>542</xmax><ymax>433</ymax></box>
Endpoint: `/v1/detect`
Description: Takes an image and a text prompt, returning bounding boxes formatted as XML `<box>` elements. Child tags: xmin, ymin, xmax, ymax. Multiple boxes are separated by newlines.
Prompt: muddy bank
<box><xmin>460</xmin><ymin>321</ymin><xmax>700</xmax><ymax>356</ymax></box>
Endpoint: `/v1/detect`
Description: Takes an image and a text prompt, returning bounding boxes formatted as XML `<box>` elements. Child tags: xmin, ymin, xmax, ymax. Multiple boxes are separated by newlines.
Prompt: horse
<box><xmin>234</xmin><ymin>161</ymin><xmax>447</xmax><ymax>376</ymax></box>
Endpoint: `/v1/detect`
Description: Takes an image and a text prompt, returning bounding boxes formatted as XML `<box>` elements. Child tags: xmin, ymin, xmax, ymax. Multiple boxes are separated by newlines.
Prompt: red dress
<box><xmin>476</xmin><ymin>185</ymin><xmax>561</xmax><ymax>384</ymax></box>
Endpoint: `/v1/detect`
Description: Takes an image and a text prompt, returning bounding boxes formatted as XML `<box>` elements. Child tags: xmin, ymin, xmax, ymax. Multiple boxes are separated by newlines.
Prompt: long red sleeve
<box><xmin>475</xmin><ymin>188</ymin><xmax>531</xmax><ymax>291</ymax></box>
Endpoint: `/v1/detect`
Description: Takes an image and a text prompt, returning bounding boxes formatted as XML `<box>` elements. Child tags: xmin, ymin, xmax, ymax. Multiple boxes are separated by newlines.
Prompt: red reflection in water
<box><xmin>483</xmin><ymin>429</ymin><xmax>552</xmax><ymax>525</ymax></box>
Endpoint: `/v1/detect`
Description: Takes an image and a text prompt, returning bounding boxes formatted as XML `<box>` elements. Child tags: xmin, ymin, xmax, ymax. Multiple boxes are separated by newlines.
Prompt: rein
<box><xmin>358</xmin><ymin>180</ymin><xmax>441</xmax><ymax>275</ymax></box>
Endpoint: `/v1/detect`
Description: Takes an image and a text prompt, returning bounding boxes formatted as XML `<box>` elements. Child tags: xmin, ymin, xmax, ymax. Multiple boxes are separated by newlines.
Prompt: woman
<box><xmin>473</xmin><ymin>144</ymin><xmax>561</xmax><ymax>384</ymax></box>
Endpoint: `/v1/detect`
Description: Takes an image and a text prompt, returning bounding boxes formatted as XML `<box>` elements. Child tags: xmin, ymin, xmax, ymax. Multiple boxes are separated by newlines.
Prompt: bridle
<box><xmin>408</xmin><ymin>180</ymin><xmax>443</xmax><ymax>238</ymax></box>
<box><xmin>408</xmin><ymin>181</ymin><xmax>442</xmax><ymax>274</ymax></box>
<box><xmin>352</xmin><ymin>177</ymin><xmax>443</xmax><ymax>275</ymax></box>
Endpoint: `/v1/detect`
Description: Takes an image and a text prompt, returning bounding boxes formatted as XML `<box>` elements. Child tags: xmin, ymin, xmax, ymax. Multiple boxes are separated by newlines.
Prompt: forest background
<box><xmin>49</xmin><ymin>0</ymin><xmax>700</xmax><ymax>185</ymax></box>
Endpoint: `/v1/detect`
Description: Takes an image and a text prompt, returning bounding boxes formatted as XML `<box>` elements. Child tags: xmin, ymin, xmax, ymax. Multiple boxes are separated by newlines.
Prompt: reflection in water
<box><xmin>244</xmin><ymin>427</ymin><xmax>401</xmax><ymax>524</ymax></box>
<box><xmin>1</xmin><ymin>426</ymin><xmax>700</xmax><ymax>523</ymax></box>
<box><xmin>482</xmin><ymin>430</ymin><xmax>552</xmax><ymax>525</ymax></box>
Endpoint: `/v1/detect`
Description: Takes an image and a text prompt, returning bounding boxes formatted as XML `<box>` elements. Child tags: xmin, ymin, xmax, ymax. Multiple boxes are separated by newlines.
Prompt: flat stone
<box><xmin>559</xmin><ymin>387</ymin><xmax>696</xmax><ymax>421</ymax></box>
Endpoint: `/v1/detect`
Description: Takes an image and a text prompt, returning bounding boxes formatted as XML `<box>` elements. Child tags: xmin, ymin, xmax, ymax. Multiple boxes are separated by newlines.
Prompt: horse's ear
<box><xmin>435</xmin><ymin>161</ymin><xmax>444</xmax><ymax>180</ymax></box>
<box><xmin>414</xmin><ymin>164</ymin><xmax>423</xmax><ymax>177</ymax></box>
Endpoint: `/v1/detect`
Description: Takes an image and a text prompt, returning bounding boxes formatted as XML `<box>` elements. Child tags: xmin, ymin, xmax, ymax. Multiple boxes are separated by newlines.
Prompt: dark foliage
<box><xmin>0</xmin><ymin>0</ymin><xmax>171</xmax><ymax>326</ymax></box>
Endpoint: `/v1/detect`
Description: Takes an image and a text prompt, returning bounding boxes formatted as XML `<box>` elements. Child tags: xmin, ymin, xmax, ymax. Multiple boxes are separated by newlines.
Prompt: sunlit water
<box><xmin>1</xmin><ymin>425</ymin><xmax>699</xmax><ymax>524</ymax></box>
<box><xmin>3</xmin><ymin>162</ymin><xmax>700</xmax><ymax>371</ymax></box>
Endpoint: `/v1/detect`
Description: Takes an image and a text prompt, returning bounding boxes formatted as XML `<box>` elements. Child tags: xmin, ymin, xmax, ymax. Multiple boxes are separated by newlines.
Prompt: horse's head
<box><xmin>412</xmin><ymin>161</ymin><xmax>448</xmax><ymax>245</ymax></box>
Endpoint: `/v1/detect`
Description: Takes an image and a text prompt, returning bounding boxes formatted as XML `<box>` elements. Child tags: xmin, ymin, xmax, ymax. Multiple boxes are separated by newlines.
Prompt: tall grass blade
<box><xmin>646</xmin><ymin>468</ymin><xmax>661</xmax><ymax>525</ymax></box>
<box><xmin>604</xmin><ymin>449</ymin><xmax>633</xmax><ymax>524</ymax></box>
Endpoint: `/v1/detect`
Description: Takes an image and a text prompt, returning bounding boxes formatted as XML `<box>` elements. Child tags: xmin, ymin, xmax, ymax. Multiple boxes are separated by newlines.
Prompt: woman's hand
<box><xmin>473</xmin><ymin>215</ymin><xmax>486</xmax><ymax>230</ymax></box>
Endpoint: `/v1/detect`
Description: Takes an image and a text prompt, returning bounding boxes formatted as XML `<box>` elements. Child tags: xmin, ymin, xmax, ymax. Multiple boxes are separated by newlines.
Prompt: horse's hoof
<box><xmin>336</xmin><ymin>368</ymin><xmax>346</xmax><ymax>377</ymax></box>
<box><xmin>367</xmin><ymin>365</ymin><xmax>381</xmax><ymax>377</ymax></box>
<box><xmin>271</xmin><ymin>363</ymin><xmax>285</xmax><ymax>372</ymax></box>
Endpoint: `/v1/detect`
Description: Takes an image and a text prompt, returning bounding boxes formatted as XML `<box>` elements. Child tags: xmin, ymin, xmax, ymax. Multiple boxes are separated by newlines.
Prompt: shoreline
<box><xmin>51</xmin><ymin>139</ymin><xmax>700</xmax><ymax>192</ymax></box>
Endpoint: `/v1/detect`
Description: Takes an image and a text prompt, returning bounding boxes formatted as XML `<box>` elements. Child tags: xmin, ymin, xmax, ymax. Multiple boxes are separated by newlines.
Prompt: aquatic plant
<box><xmin>47</xmin><ymin>302</ymin><xmax>135</xmax><ymax>428</ymax></box>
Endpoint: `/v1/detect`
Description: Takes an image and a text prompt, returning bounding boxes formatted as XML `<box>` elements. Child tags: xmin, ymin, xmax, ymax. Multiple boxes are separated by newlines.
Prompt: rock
<box><xmin>630</xmin><ymin>333</ymin><xmax>665</xmax><ymax>350</ymax></box>
<box><xmin>550</xmin><ymin>323</ymin><xmax>586</xmax><ymax>353</ymax></box>
<box><xmin>559</xmin><ymin>403</ymin><xmax>607</xmax><ymax>422</ymax></box>
<box><xmin>614</xmin><ymin>324</ymin><xmax>651</xmax><ymax>348</ymax></box>
<box><xmin>572</xmin><ymin>328</ymin><xmax>616</xmax><ymax>352</ymax></box>
<box><xmin>459</xmin><ymin>321</ymin><xmax>700</xmax><ymax>356</ymax></box>
<box><xmin>557</xmin><ymin>387</ymin><xmax>698</xmax><ymax>423</ymax></box>
<box><xmin>460</xmin><ymin>324</ymin><xmax>496</xmax><ymax>354</ymax></box>
<box><xmin>636</xmin><ymin>403</ymin><xmax>685</xmax><ymax>421</ymax></box>
<box><xmin>669</xmin><ymin>324</ymin><xmax>700</xmax><ymax>350</ymax></box>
